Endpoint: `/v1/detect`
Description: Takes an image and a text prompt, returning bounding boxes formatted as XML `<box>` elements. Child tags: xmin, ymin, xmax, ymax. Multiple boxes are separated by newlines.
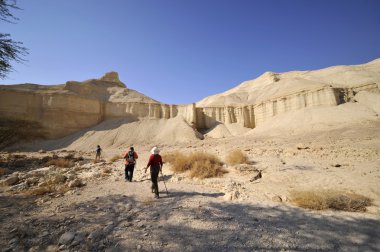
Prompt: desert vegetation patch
<box><xmin>163</xmin><ymin>151</ymin><xmax>226</xmax><ymax>179</ymax></box>
<box><xmin>290</xmin><ymin>189</ymin><xmax>372</xmax><ymax>212</ymax></box>
<box><xmin>225</xmin><ymin>149</ymin><xmax>248</xmax><ymax>165</ymax></box>
<box><xmin>109</xmin><ymin>154</ymin><xmax>122</xmax><ymax>162</ymax></box>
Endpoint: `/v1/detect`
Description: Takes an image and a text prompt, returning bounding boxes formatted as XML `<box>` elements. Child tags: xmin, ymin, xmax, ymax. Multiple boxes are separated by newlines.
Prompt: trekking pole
<box><xmin>160</xmin><ymin>171</ymin><xmax>169</xmax><ymax>194</ymax></box>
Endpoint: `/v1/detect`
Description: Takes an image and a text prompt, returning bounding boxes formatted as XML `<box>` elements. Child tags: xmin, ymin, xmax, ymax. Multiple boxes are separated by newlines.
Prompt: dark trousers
<box><xmin>125</xmin><ymin>163</ymin><xmax>135</xmax><ymax>181</ymax></box>
<box><xmin>150</xmin><ymin>166</ymin><xmax>160</xmax><ymax>197</ymax></box>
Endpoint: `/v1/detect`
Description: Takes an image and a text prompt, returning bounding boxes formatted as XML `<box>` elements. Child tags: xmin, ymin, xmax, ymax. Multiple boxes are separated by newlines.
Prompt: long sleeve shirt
<box><xmin>146</xmin><ymin>154</ymin><xmax>163</xmax><ymax>169</ymax></box>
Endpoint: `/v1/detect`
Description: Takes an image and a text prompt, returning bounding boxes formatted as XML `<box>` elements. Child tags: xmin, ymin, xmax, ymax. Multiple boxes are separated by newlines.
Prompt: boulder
<box><xmin>1</xmin><ymin>175</ymin><xmax>19</xmax><ymax>186</ymax></box>
<box><xmin>68</xmin><ymin>179</ymin><xmax>83</xmax><ymax>188</ymax></box>
<box><xmin>58</xmin><ymin>232</ymin><xmax>75</xmax><ymax>245</ymax></box>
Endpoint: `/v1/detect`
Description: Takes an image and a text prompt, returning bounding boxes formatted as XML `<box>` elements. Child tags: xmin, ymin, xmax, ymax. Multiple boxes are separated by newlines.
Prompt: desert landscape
<box><xmin>0</xmin><ymin>59</ymin><xmax>379</xmax><ymax>251</ymax></box>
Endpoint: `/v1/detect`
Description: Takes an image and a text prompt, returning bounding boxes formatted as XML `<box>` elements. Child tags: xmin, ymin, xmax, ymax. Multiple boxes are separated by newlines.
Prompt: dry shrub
<box><xmin>226</xmin><ymin>149</ymin><xmax>248</xmax><ymax>165</ymax></box>
<box><xmin>109</xmin><ymin>155</ymin><xmax>121</xmax><ymax>162</ymax></box>
<box><xmin>165</xmin><ymin>151</ymin><xmax>226</xmax><ymax>179</ymax></box>
<box><xmin>47</xmin><ymin>158</ymin><xmax>74</xmax><ymax>168</ymax></box>
<box><xmin>26</xmin><ymin>184</ymin><xmax>70</xmax><ymax>196</ymax></box>
<box><xmin>26</xmin><ymin>185</ymin><xmax>55</xmax><ymax>196</ymax></box>
<box><xmin>290</xmin><ymin>190</ymin><xmax>372</xmax><ymax>212</ymax></box>
<box><xmin>25</xmin><ymin>173</ymin><xmax>69</xmax><ymax>196</ymax></box>
<box><xmin>163</xmin><ymin>151</ymin><xmax>191</xmax><ymax>173</ymax></box>
<box><xmin>0</xmin><ymin>167</ymin><xmax>11</xmax><ymax>176</ymax></box>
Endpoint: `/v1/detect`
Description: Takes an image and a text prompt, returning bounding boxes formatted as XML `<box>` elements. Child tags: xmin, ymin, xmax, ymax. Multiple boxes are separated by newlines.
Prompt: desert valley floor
<box><xmin>1</xmin><ymin>122</ymin><xmax>379</xmax><ymax>252</ymax></box>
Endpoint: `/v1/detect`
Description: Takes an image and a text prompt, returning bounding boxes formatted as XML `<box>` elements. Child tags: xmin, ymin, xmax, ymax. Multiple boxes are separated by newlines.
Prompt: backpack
<box><xmin>127</xmin><ymin>151</ymin><xmax>135</xmax><ymax>163</ymax></box>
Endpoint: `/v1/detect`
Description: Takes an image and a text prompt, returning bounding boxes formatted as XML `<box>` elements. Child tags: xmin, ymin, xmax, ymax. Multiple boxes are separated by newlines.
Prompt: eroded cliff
<box><xmin>1</xmin><ymin>59</ymin><xmax>379</xmax><ymax>147</ymax></box>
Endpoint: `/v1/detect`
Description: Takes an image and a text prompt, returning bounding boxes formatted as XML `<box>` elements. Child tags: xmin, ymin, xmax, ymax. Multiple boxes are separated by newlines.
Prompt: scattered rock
<box><xmin>250</xmin><ymin>170</ymin><xmax>262</xmax><ymax>182</ymax></box>
<box><xmin>1</xmin><ymin>175</ymin><xmax>19</xmax><ymax>186</ymax></box>
<box><xmin>71</xmin><ymin>233</ymin><xmax>85</xmax><ymax>246</ymax></box>
<box><xmin>224</xmin><ymin>190</ymin><xmax>240</xmax><ymax>201</ymax></box>
<box><xmin>88</xmin><ymin>230</ymin><xmax>102</xmax><ymax>241</ymax></box>
<box><xmin>103</xmin><ymin>224</ymin><xmax>114</xmax><ymax>233</ymax></box>
<box><xmin>296</xmin><ymin>143</ymin><xmax>309</xmax><ymax>150</ymax></box>
<box><xmin>272</xmin><ymin>195</ymin><xmax>282</xmax><ymax>202</ymax></box>
<box><xmin>58</xmin><ymin>232</ymin><xmax>75</xmax><ymax>245</ymax></box>
<box><xmin>68</xmin><ymin>179</ymin><xmax>83</xmax><ymax>188</ymax></box>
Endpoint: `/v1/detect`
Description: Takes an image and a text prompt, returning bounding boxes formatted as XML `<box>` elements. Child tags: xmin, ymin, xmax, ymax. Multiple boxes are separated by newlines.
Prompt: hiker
<box><xmin>144</xmin><ymin>147</ymin><xmax>163</xmax><ymax>199</ymax></box>
<box><xmin>95</xmin><ymin>145</ymin><xmax>102</xmax><ymax>161</ymax></box>
<box><xmin>124</xmin><ymin>146</ymin><xmax>138</xmax><ymax>182</ymax></box>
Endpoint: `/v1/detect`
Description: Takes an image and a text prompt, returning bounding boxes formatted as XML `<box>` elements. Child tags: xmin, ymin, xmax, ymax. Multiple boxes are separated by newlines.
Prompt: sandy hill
<box><xmin>197</xmin><ymin>58</ymin><xmax>380</xmax><ymax>106</ymax></box>
<box><xmin>0</xmin><ymin>71</ymin><xmax>159</xmax><ymax>103</ymax></box>
<box><xmin>1</xmin><ymin>59</ymin><xmax>380</xmax><ymax>151</ymax></box>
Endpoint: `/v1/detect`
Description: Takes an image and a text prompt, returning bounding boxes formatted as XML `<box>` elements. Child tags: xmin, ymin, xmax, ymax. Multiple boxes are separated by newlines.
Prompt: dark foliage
<box><xmin>0</xmin><ymin>0</ymin><xmax>28</xmax><ymax>79</ymax></box>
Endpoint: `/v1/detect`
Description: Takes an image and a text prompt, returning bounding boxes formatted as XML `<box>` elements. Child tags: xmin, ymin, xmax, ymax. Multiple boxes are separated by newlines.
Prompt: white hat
<box><xmin>151</xmin><ymin>147</ymin><xmax>160</xmax><ymax>154</ymax></box>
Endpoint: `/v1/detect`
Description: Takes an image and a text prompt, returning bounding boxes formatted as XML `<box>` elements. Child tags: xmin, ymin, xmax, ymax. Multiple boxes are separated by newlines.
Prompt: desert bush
<box><xmin>290</xmin><ymin>190</ymin><xmax>372</xmax><ymax>212</ymax></box>
<box><xmin>26</xmin><ymin>184</ymin><xmax>70</xmax><ymax>196</ymax></box>
<box><xmin>226</xmin><ymin>149</ymin><xmax>248</xmax><ymax>165</ymax></box>
<box><xmin>165</xmin><ymin>151</ymin><xmax>226</xmax><ymax>179</ymax></box>
<box><xmin>163</xmin><ymin>151</ymin><xmax>191</xmax><ymax>173</ymax></box>
<box><xmin>187</xmin><ymin>152</ymin><xmax>226</xmax><ymax>179</ymax></box>
<box><xmin>26</xmin><ymin>185</ymin><xmax>55</xmax><ymax>196</ymax></box>
<box><xmin>109</xmin><ymin>155</ymin><xmax>121</xmax><ymax>162</ymax></box>
<box><xmin>47</xmin><ymin>158</ymin><xmax>74</xmax><ymax>168</ymax></box>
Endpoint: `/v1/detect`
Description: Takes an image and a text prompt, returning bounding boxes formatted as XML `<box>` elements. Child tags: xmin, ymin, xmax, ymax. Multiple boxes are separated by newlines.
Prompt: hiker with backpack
<box><xmin>144</xmin><ymin>147</ymin><xmax>163</xmax><ymax>199</ymax></box>
<box><xmin>95</xmin><ymin>145</ymin><xmax>102</xmax><ymax>161</ymax></box>
<box><xmin>124</xmin><ymin>147</ymin><xmax>138</xmax><ymax>182</ymax></box>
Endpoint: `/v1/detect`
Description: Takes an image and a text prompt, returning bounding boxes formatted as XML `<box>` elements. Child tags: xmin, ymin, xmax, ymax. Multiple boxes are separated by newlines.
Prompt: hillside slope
<box><xmin>197</xmin><ymin>58</ymin><xmax>380</xmax><ymax>107</ymax></box>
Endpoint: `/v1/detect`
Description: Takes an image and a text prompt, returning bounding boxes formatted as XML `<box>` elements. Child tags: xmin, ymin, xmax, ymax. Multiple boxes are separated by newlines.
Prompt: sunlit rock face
<box><xmin>0</xmin><ymin>58</ymin><xmax>379</xmax><ymax>144</ymax></box>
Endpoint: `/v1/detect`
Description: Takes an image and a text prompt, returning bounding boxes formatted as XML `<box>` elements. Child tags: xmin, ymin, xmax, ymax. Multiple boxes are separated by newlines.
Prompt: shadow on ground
<box><xmin>1</xmin><ymin>188</ymin><xmax>379</xmax><ymax>251</ymax></box>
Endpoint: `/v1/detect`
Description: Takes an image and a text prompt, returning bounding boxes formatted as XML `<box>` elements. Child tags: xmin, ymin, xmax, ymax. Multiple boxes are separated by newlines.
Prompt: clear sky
<box><xmin>2</xmin><ymin>0</ymin><xmax>380</xmax><ymax>104</ymax></box>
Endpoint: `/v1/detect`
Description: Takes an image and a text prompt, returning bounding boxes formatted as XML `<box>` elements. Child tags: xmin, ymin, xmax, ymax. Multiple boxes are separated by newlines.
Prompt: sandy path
<box><xmin>1</xmin><ymin>159</ymin><xmax>378</xmax><ymax>252</ymax></box>
<box><xmin>1</xmin><ymin>125</ymin><xmax>380</xmax><ymax>251</ymax></box>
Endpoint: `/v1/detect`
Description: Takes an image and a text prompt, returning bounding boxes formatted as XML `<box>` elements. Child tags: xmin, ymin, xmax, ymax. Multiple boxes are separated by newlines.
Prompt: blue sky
<box><xmin>2</xmin><ymin>0</ymin><xmax>380</xmax><ymax>104</ymax></box>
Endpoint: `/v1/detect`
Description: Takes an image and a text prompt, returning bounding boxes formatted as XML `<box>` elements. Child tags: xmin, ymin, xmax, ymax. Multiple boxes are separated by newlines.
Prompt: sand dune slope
<box><xmin>27</xmin><ymin>116</ymin><xmax>202</xmax><ymax>151</ymax></box>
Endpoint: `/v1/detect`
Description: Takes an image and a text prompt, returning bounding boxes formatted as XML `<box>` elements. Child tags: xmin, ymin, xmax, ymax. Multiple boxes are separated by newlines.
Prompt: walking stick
<box><xmin>160</xmin><ymin>171</ymin><xmax>169</xmax><ymax>194</ymax></box>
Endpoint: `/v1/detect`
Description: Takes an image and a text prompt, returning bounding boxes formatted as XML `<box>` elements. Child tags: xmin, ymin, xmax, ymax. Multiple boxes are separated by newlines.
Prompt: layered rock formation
<box><xmin>1</xmin><ymin>59</ymin><xmax>379</xmax><ymax>146</ymax></box>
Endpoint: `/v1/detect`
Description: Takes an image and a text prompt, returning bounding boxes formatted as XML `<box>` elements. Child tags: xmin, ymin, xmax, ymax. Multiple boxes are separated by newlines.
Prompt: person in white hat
<box><xmin>144</xmin><ymin>147</ymin><xmax>163</xmax><ymax>199</ymax></box>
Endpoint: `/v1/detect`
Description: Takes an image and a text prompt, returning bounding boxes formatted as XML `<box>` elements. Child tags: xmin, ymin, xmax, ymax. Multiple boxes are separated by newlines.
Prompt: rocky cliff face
<box><xmin>1</xmin><ymin>59</ymin><xmax>379</xmax><ymax>146</ymax></box>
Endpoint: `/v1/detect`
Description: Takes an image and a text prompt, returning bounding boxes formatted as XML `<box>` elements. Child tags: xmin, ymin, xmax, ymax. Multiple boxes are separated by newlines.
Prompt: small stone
<box><xmin>137</xmin><ymin>245</ymin><xmax>142</xmax><ymax>250</ymax></box>
<box><xmin>103</xmin><ymin>224</ymin><xmax>114</xmax><ymax>233</ymax></box>
<box><xmin>71</xmin><ymin>233</ymin><xmax>85</xmax><ymax>246</ymax></box>
<box><xmin>58</xmin><ymin>232</ymin><xmax>75</xmax><ymax>245</ymax></box>
<box><xmin>8</xmin><ymin>237</ymin><xmax>18</xmax><ymax>245</ymax></box>
<box><xmin>272</xmin><ymin>195</ymin><xmax>282</xmax><ymax>202</ymax></box>
<box><xmin>224</xmin><ymin>192</ymin><xmax>232</xmax><ymax>201</ymax></box>
<box><xmin>68</xmin><ymin>178</ymin><xmax>83</xmax><ymax>188</ymax></box>
<box><xmin>1</xmin><ymin>175</ymin><xmax>19</xmax><ymax>186</ymax></box>
<box><xmin>41</xmin><ymin>231</ymin><xmax>50</xmax><ymax>237</ymax></box>
<box><xmin>87</xmin><ymin>231</ymin><xmax>101</xmax><ymax>240</ymax></box>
